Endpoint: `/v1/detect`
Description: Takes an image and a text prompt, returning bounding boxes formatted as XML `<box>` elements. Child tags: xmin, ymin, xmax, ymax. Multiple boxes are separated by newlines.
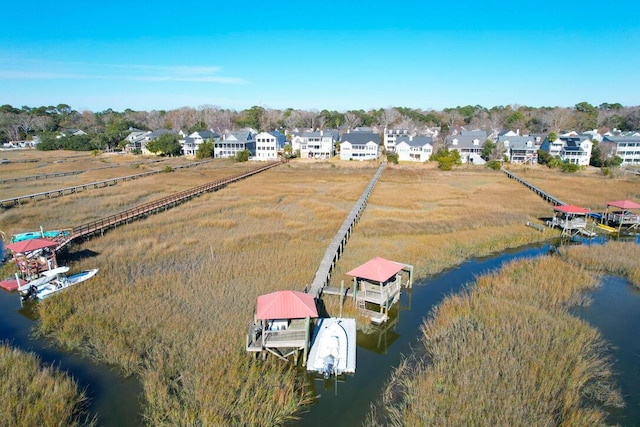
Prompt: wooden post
<box><xmin>339</xmin><ymin>280</ymin><xmax>344</xmax><ymax>318</ymax></box>
<box><xmin>303</xmin><ymin>316</ymin><xmax>310</xmax><ymax>366</ymax></box>
<box><xmin>352</xmin><ymin>277</ymin><xmax>357</xmax><ymax>301</ymax></box>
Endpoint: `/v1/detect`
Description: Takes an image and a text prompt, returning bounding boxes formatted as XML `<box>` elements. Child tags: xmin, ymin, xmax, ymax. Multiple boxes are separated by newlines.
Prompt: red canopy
<box><xmin>606</xmin><ymin>200</ymin><xmax>640</xmax><ymax>210</ymax></box>
<box><xmin>553</xmin><ymin>205</ymin><xmax>590</xmax><ymax>215</ymax></box>
<box><xmin>346</xmin><ymin>256</ymin><xmax>404</xmax><ymax>282</ymax></box>
<box><xmin>5</xmin><ymin>238</ymin><xmax>58</xmax><ymax>253</ymax></box>
<box><xmin>255</xmin><ymin>290</ymin><xmax>318</xmax><ymax>320</ymax></box>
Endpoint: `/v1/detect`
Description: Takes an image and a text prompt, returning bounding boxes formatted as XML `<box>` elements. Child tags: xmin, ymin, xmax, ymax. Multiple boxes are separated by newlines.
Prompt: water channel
<box><xmin>1</xmin><ymin>236</ymin><xmax>638</xmax><ymax>426</ymax></box>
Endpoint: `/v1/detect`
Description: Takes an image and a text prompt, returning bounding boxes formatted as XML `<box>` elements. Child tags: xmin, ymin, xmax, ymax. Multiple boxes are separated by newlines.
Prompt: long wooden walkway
<box><xmin>0</xmin><ymin>161</ymin><xmax>209</xmax><ymax>208</ymax></box>
<box><xmin>54</xmin><ymin>160</ymin><xmax>283</xmax><ymax>251</ymax></box>
<box><xmin>501</xmin><ymin>168</ymin><xmax>566</xmax><ymax>206</ymax></box>
<box><xmin>307</xmin><ymin>162</ymin><xmax>386</xmax><ymax>298</ymax></box>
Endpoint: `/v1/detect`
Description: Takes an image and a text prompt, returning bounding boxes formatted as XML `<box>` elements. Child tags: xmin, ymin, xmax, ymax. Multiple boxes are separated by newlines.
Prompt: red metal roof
<box><xmin>346</xmin><ymin>256</ymin><xmax>404</xmax><ymax>282</ymax></box>
<box><xmin>553</xmin><ymin>205</ymin><xmax>590</xmax><ymax>215</ymax></box>
<box><xmin>5</xmin><ymin>238</ymin><xmax>59</xmax><ymax>253</ymax></box>
<box><xmin>606</xmin><ymin>200</ymin><xmax>640</xmax><ymax>210</ymax></box>
<box><xmin>255</xmin><ymin>290</ymin><xmax>318</xmax><ymax>320</ymax></box>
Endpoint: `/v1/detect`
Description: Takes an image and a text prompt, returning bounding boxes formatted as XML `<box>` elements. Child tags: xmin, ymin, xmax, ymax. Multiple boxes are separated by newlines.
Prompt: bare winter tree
<box><xmin>284</xmin><ymin>110</ymin><xmax>304</xmax><ymax>130</ymax></box>
<box><xmin>542</xmin><ymin>108</ymin><xmax>575</xmax><ymax>132</ymax></box>
<box><xmin>343</xmin><ymin>112</ymin><xmax>361</xmax><ymax>129</ymax></box>
<box><xmin>379</xmin><ymin>107</ymin><xmax>401</xmax><ymax>128</ymax></box>
<box><xmin>261</xmin><ymin>109</ymin><xmax>283</xmax><ymax>131</ymax></box>
<box><xmin>167</xmin><ymin>107</ymin><xmax>197</xmax><ymax>131</ymax></box>
<box><xmin>2</xmin><ymin>123</ymin><xmax>22</xmax><ymax>141</ymax></box>
<box><xmin>145</xmin><ymin>110</ymin><xmax>167</xmax><ymax>130</ymax></box>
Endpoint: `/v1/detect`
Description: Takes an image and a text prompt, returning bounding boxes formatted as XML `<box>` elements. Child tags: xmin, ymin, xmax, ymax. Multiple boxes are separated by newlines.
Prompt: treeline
<box><xmin>1</xmin><ymin>102</ymin><xmax>639</xmax><ymax>151</ymax></box>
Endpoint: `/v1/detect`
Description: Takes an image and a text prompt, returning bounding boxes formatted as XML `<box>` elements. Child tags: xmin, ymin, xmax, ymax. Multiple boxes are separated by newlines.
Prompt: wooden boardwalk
<box><xmin>501</xmin><ymin>168</ymin><xmax>566</xmax><ymax>206</ymax></box>
<box><xmin>0</xmin><ymin>161</ymin><xmax>210</xmax><ymax>208</ymax></box>
<box><xmin>54</xmin><ymin>160</ymin><xmax>283</xmax><ymax>251</ymax></box>
<box><xmin>307</xmin><ymin>162</ymin><xmax>386</xmax><ymax>298</ymax></box>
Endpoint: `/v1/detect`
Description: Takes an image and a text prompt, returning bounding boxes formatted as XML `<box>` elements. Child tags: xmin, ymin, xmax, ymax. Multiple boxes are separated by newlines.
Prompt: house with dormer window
<box><xmin>395</xmin><ymin>136</ymin><xmax>433</xmax><ymax>162</ymax></box>
<box><xmin>445</xmin><ymin>130</ymin><xmax>487</xmax><ymax>164</ymax></box>
<box><xmin>181</xmin><ymin>130</ymin><xmax>219</xmax><ymax>157</ymax></box>
<box><xmin>497</xmin><ymin>135</ymin><xmax>538</xmax><ymax>164</ymax></box>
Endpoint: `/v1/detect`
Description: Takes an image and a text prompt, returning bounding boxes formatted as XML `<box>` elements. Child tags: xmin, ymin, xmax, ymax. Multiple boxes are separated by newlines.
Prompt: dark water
<box><xmin>294</xmin><ymin>244</ymin><xmax>552</xmax><ymax>426</ymax></box>
<box><xmin>0</xmin><ymin>291</ymin><xmax>143</xmax><ymax>426</ymax></box>
<box><xmin>295</xmin><ymin>237</ymin><xmax>640</xmax><ymax>427</ymax></box>
<box><xmin>573</xmin><ymin>276</ymin><xmax>640</xmax><ymax>427</ymax></box>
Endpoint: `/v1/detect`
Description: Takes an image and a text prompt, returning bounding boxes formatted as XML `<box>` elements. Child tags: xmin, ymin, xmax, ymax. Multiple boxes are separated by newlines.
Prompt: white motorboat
<box><xmin>308</xmin><ymin>318</ymin><xmax>356</xmax><ymax>378</ymax></box>
<box><xmin>17</xmin><ymin>266</ymin><xmax>70</xmax><ymax>294</ymax></box>
<box><xmin>22</xmin><ymin>268</ymin><xmax>99</xmax><ymax>302</ymax></box>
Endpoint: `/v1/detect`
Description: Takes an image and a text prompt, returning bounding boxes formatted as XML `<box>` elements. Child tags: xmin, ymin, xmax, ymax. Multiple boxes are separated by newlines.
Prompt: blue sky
<box><xmin>1</xmin><ymin>1</ymin><xmax>639</xmax><ymax>113</ymax></box>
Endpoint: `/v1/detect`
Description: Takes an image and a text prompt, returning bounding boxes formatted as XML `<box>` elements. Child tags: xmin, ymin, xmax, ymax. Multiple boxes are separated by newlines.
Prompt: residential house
<box><xmin>383</xmin><ymin>128</ymin><xmax>411</xmax><ymax>152</ymax></box>
<box><xmin>444</xmin><ymin>130</ymin><xmax>487</xmax><ymax>164</ymax></box>
<box><xmin>540</xmin><ymin>133</ymin><xmax>593</xmax><ymax>166</ymax></box>
<box><xmin>124</xmin><ymin>130</ymin><xmax>148</xmax><ymax>152</ymax></box>
<box><xmin>497</xmin><ymin>135</ymin><xmax>538</xmax><ymax>164</ymax></box>
<box><xmin>57</xmin><ymin>128</ymin><xmax>87</xmax><ymax>138</ymax></box>
<box><xmin>602</xmin><ymin>132</ymin><xmax>640</xmax><ymax>165</ymax></box>
<box><xmin>181</xmin><ymin>130</ymin><xmax>219</xmax><ymax>157</ymax></box>
<box><xmin>395</xmin><ymin>136</ymin><xmax>433</xmax><ymax>162</ymax></box>
<box><xmin>141</xmin><ymin>129</ymin><xmax>177</xmax><ymax>155</ymax></box>
<box><xmin>340</xmin><ymin>130</ymin><xmax>379</xmax><ymax>161</ymax></box>
<box><xmin>215</xmin><ymin>130</ymin><xmax>256</xmax><ymax>158</ymax></box>
<box><xmin>295</xmin><ymin>130</ymin><xmax>338</xmax><ymax>159</ymax></box>
<box><xmin>255</xmin><ymin>131</ymin><xmax>285</xmax><ymax>160</ymax></box>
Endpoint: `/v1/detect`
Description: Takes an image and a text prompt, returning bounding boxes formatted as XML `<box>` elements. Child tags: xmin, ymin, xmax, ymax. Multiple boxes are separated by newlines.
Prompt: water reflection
<box><xmin>0</xmin><ymin>290</ymin><xmax>143</xmax><ymax>427</ymax></box>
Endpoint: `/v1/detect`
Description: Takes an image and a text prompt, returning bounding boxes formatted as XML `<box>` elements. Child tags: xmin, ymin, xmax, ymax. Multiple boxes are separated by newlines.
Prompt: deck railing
<box><xmin>55</xmin><ymin>160</ymin><xmax>283</xmax><ymax>250</ymax></box>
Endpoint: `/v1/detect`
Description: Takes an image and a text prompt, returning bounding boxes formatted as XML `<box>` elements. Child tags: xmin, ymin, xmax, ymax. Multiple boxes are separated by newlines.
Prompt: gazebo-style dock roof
<box><xmin>5</xmin><ymin>238</ymin><xmax>59</xmax><ymax>281</ymax></box>
<box><xmin>547</xmin><ymin>205</ymin><xmax>595</xmax><ymax>237</ymax></box>
<box><xmin>347</xmin><ymin>256</ymin><xmax>413</xmax><ymax>324</ymax></box>
<box><xmin>604</xmin><ymin>200</ymin><xmax>640</xmax><ymax>231</ymax></box>
<box><xmin>246</xmin><ymin>290</ymin><xmax>318</xmax><ymax>363</ymax></box>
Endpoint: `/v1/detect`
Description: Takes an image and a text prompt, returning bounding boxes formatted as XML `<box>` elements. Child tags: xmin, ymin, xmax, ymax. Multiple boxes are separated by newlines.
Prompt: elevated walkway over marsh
<box><xmin>53</xmin><ymin>161</ymin><xmax>284</xmax><ymax>251</ymax></box>
<box><xmin>501</xmin><ymin>168</ymin><xmax>566</xmax><ymax>206</ymax></box>
<box><xmin>307</xmin><ymin>162</ymin><xmax>386</xmax><ymax>299</ymax></box>
<box><xmin>0</xmin><ymin>160</ymin><xmax>209</xmax><ymax>207</ymax></box>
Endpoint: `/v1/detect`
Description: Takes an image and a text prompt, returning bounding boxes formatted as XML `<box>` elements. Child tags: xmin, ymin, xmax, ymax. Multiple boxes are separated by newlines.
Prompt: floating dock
<box><xmin>307</xmin><ymin>318</ymin><xmax>356</xmax><ymax>376</ymax></box>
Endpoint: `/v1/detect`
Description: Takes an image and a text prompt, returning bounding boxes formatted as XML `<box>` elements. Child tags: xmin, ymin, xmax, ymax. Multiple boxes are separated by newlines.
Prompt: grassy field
<box><xmin>1</xmin><ymin>152</ymin><xmax>639</xmax><ymax>425</ymax></box>
<box><xmin>367</xmin><ymin>252</ymin><xmax>626</xmax><ymax>426</ymax></box>
<box><xmin>0</xmin><ymin>342</ymin><xmax>91</xmax><ymax>427</ymax></box>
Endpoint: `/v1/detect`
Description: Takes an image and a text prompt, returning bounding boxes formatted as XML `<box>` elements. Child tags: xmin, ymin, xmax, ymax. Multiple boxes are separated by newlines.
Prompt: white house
<box><xmin>540</xmin><ymin>133</ymin><xmax>593</xmax><ymax>166</ymax></box>
<box><xmin>296</xmin><ymin>130</ymin><xmax>337</xmax><ymax>159</ymax></box>
<box><xmin>383</xmin><ymin>128</ymin><xmax>411</xmax><ymax>152</ymax></box>
<box><xmin>340</xmin><ymin>130</ymin><xmax>379</xmax><ymax>161</ymax></box>
<box><xmin>602</xmin><ymin>133</ymin><xmax>640</xmax><ymax>165</ymax></box>
<box><xmin>395</xmin><ymin>136</ymin><xmax>433</xmax><ymax>162</ymax></box>
<box><xmin>254</xmin><ymin>131</ymin><xmax>285</xmax><ymax>160</ymax></box>
<box><xmin>181</xmin><ymin>130</ymin><xmax>219</xmax><ymax>157</ymax></box>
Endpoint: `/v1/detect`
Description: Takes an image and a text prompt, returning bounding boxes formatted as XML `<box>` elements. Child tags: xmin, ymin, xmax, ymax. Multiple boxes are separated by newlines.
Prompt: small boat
<box><xmin>22</xmin><ymin>268</ymin><xmax>99</xmax><ymax>302</ymax></box>
<box><xmin>308</xmin><ymin>318</ymin><xmax>356</xmax><ymax>378</ymax></box>
<box><xmin>11</xmin><ymin>228</ymin><xmax>70</xmax><ymax>243</ymax></box>
<box><xmin>594</xmin><ymin>222</ymin><xmax>617</xmax><ymax>234</ymax></box>
<box><xmin>17</xmin><ymin>266</ymin><xmax>70</xmax><ymax>294</ymax></box>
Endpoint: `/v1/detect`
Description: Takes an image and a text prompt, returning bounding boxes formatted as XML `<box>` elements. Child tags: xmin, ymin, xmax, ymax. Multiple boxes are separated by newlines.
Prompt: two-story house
<box><xmin>602</xmin><ymin>132</ymin><xmax>640</xmax><ymax>165</ymax></box>
<box><xmin>395</xmin><ymin>136</ymin><xmax>433</xmax><ymax>162</ymax></box>
<box><xmin>215</xmin><ymin>130</ymin><xmax>256</xmax><ymax>158</ymax></box>
<box><xmin>497</xmin><ymin>135</ymin><xmax>538</xmax><ymax>164</ymax></box>
<box><xmin>340</xmin><ymin>130</ymin><xmax>379</xmax><ymax>161</ymax></box>
<box><xmin>295</xmin><ymin>130</ymin><xmax>337</xmax><ymax>159</ymax></box>
<box><xmin>181</xmin><ymin>130</ymin><xmax>219</xmax><ymax>157</ymax></box>
<box><xmin>444</xmin><ymin>130</ymin><xmax>487</xmax><ymax>164</ymax></box>
<box><xmin>540</xmin><ymin>133</ymin><xmax>593</xmax><ymax>166</ymax></box>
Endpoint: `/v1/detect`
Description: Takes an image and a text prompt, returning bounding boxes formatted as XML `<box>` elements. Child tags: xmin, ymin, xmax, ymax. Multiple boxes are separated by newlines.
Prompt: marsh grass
<box><xmin>2</xmin><ymin>154</ymin><xmax>636</xmax><ymax>425</ymax></box>
<box><xmin>367</xmin><ymin>255</ymin><xmax>623</xmax><ymax>426</ymax></box>
<box><xmin>0</xmin><ymin>342</ymin><xmax>92</xmax><ymax>427</ymax></box>
<box><xmin>562</xmin><ymin>240</ymin><xmax>640</xmax><ymax>288</ymax></box>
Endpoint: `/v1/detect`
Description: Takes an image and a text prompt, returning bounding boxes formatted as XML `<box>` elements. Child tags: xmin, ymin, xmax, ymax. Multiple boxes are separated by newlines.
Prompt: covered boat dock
<box><xmin>246</xmin><ymin>290</ymin><xmax>317</xmax><ymax>364</ymax></box>
<box><xmin>546</xmin><ymin>205</ymin><xmax>595</xmax><ymax>237</ymax></box>
<box><xmin>603</xmin><ymin>199</ymin><xmax>640</xmax><ymax>232</ymax></box>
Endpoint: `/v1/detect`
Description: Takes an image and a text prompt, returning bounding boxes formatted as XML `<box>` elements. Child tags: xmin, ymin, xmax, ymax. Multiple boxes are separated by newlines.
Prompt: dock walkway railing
<box><xmin>307</xmin><ymin>162</ymin><xmax>386</xmax><ymax>298</ymax></box>
<box><xmin>55</xmin><ymin>160</ymin><xmax>282</xmax><ymax>251</ymax></box>
<box><xmin>501</xmin><ymin>167</ymin><xmax>566</xmax><ymax>206</ymax></box>
<box><xmin>0</xmin><ymin>161</ymin><xmax>210</xmax><ymax>208</ymax></box>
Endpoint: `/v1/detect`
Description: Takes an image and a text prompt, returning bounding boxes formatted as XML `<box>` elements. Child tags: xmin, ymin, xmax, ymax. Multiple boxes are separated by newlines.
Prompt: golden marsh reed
<box><xmin>1</xmin><ymin>154</ymin><xmax>637</xmax><ymax>425</ymax></box>
<box><xmin>0</xmin><ymin>342</ymin><xmax>91</xmax><ymax>427</ymax></box>
<box><xmin>368</xmin><ymin>255</ymin><xmax>624</xmax><ymax>426</ymax></box>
